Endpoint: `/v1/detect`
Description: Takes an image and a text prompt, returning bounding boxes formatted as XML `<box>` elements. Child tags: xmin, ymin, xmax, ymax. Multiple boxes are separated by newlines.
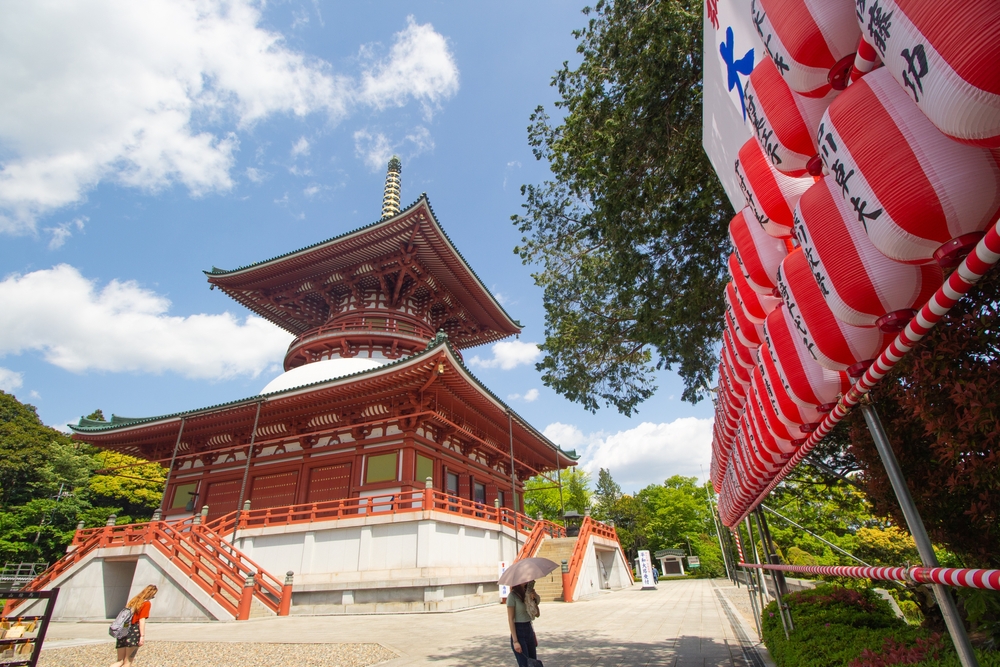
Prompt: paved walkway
<box><xmin>44</xmin><ymin>578</ymin><xmax>773</xmax><ymax>666</ymax></box>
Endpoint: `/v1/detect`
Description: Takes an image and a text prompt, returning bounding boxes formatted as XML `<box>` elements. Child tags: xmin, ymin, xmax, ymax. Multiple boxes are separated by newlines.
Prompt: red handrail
<box><xmin>207</xmin><ymin>489</ymin><xmax>537</xmax><ymax>536</ymax></box>
<box><xmin>515</xmin><ymin>520</ymin><xmax>567</xmax><ymax>562</ymax></box>
<box><xmin>4</xmin><ymin>520</ymin><xmax>284</xmax><ymax>618</ymax></box>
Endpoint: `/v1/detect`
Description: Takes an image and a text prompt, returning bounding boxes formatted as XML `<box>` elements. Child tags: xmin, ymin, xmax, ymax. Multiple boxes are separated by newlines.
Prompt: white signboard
<box><xmin>498</xmin><ymin>561</ymin><xmax>510</xmax><ymax>599</ymax></box>
<box><xmin>702</xmin><ymin>0</ymin><xmax>765</xmax><ymax>210</ymax></box>
<box><xmin>637</xmin><ymin>550</ymin><xmax>657</xmax><ymax>589</ymax></box>
<box><xmin>688</xmin><ymin>555</ymin><xmax>701</xmax><ymax>569</ymax></box>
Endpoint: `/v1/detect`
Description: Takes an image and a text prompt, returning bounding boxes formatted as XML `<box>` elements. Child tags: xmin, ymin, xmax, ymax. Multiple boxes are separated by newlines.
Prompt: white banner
<box><xmin>637</xmin><ymin>550</ymin><xmax>657</xmax><ymax>588</ymax></box>
<box><xmin>702</xmin><ymin>0</ymin><xmax>764</xmax><ymax>210</ymax></box>
<box><xmin>498</xmin><ymin>561</ymin><xmax>510</xmax><ymax>599</ymax></box>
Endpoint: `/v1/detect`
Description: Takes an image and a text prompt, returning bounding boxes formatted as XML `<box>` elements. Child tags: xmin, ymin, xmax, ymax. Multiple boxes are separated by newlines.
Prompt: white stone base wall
<box><xmin>573</xmin><ymin>535</ymin><xmax>635</xmax><ymax>600</ymax></box>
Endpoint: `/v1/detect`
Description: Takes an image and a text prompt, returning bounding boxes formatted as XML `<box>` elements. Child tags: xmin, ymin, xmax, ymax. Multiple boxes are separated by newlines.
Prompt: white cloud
<box><xmin>45</xmin><ymin>216</ymin><xmax>86</xmax><ymax>250</ymax></box>
<box><xmin>358</xmin><ymin>16</ymin><xmax>459</xmax><ymax>117</ymax></box>
<box><xmin>545</xmin><ymin>418</ymin><xmax>714</xmax><ymax>492</ymax></box>
<box><xmin>468</xmin><ymin>340</ymin><xmax>541</xmax><ymax>371</ymax></box>
<box><xmin>245</xmin><ymin>167</ymin><xmax>267</xmax><ymax>184</ymax></box>
<box><xmin>353</xmin><ymin>130</ymin><xmax>395</xmax><ymax>171</ymax></box>
<box><xmin>291</xmin><ymin>137</ymin><xmax>311</xmax><ymax>157</ymax></box>
<box><xmin>353</xmin><ymin>125</ymin><xmax>435</xmax><ymax>173</ymax></box>
<box><xmin>0</xmin><ymin>264</ymin><xmax>292</xmax><ymax>380</ymax></box>
<box><xmin>0</xmin><ymin>367</ymin><xmax>24</xmax><ymax>392</ymax></box>
<box><xmin>507</xmin><ymin>388</ymin><xmax>540</xmax><ymax>403</ymax></box>
<box><xmin>0</xmin><ymin>5</ymin><xmax>458</xmax><ymax>232</ymax></box>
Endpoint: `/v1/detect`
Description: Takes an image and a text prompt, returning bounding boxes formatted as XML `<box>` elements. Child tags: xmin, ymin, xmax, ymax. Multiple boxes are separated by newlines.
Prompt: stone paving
<box><xmin>41</xmin><ymin>578</ymin><xmax>774</xmax><ymax>667</ymax></box>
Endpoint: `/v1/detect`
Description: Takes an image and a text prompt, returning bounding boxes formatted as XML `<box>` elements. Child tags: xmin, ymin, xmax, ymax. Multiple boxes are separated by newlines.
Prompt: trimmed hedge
<box><xmin>761</xmin><ymin>585</ymin><xmax>999</xmax><ymax>667</ymax></box>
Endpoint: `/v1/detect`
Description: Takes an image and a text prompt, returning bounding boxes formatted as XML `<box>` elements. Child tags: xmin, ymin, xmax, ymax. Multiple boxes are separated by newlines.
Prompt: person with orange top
<box><xmin>109</xmin><ymin>585</ymin><xmax>157</xmax><ymax>667</ymax></box>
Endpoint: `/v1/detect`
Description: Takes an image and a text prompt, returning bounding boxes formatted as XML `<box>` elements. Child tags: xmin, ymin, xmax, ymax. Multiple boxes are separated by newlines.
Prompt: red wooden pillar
<box><xmin>236</xmin><ymin>573</ymin><xmax>255</xmax><ymax>621</ymax></box>
<box><xmin>278</xmin><ymin>571</ymin><xmax>293</xmax><ymax>616</ymax></box>
<box><xmin>400</xmin><ymin>446</ymin><xmax>416</xmax><ymax>488</ymax></box>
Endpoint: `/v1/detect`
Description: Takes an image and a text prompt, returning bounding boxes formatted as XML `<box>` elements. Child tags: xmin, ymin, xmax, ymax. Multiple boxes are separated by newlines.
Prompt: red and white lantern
<box><xmin>726</xmin><ymin>282</ymin><xmax>765</xmax><ymax>348</ymax></box>
<box><xmin>730</xmin><ymin>253</ymin><xmax>781</xmax><ymax>324</ymax></box>
<box><xmin>792</xmin><ymin>175</ymin><xmax>944</xmax><ymax>331</ymax></box>
<box><xmin>855</xmin><ymin>0</ymin><xmax>1000</xmax><ymax>147</ymax></box>
<box><xmin>776</xmin><ymin>248</ymin><xmax>889</xmax><ymax>375</ymax></box>
<box><xmin>757</xmin><ymin>340</ymin><xmax>824</xmax><ymax>431</ymax></box>
<box><xmin>750</xmin><ymin>362</ymin><xmax>810</xmax><ymax>444</ymax></box>
<box><xmin>729</xmin><ymin>207</ymin><xmax>789</xmax><ymax>295</ymax></box>
<box><xmin>724</xmin><ymin>328</ymin><xmax>757</xmax><ymax>373</ymax></box>
<box><xmin>736</xmin><ymin>139</ymin><xmax>813</xmax><ymax>239</ymax></box>
<box><xmin>762</xmin><ymin>305</ymin><xmax>852</xmax><ymax>411</ymax></box>
<box><xmin>751</xmin><ymin>0</ymin><xmax>861</xmax><ymax>97</ymax></box>
<box><xmin>817</xmin><ymin>67</ymin><xmax>1000</xmax><ymax>266</ymax></box>
<box><xmin>745</xmin><ymin>56</ymin><xmax>837</xmax><ymax>176</ymax></box>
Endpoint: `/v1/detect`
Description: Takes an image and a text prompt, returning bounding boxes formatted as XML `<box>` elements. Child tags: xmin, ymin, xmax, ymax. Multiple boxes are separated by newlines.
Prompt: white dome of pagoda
<box><xmin>259</xmin><ymin>357</ymin><xmax>387</xmax><ymax>395</ymax></box>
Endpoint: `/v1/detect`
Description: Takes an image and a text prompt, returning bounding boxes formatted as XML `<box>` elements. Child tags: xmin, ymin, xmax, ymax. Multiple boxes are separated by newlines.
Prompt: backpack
<box><xmin>525</xmin><ymin>587</ymin><xmax>541</xmax><ymax>620</ymax></box>
<box><xmin>108</xmin><ymin>607</ymin><xmax>133</xmax><ymax>639</ymax></box>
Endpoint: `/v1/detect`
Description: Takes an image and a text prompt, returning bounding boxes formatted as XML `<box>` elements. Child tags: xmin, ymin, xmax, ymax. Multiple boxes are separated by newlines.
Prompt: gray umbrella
<box><xmin>498</xmin><ymin>557</ymin><xmax>560</xmax><ymax>587</ymax></box>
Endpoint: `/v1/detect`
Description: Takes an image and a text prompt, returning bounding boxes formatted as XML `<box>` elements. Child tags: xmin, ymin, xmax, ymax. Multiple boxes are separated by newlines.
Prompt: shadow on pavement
<box><xmin>425</xmin><ymin>630</ymin><xmax>743</xmax><ymax>666</ymax></box>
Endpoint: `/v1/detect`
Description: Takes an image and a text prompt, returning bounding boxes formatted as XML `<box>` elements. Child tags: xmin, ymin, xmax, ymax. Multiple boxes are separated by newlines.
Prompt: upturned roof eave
<box><xmin>69</xmin><ymin>336</ymin><xmax>576</xmax><ymax>466</ymax></box>
<box><xmin>204</xmin><ymin>195</ymin><xmax>522</xmax><ymax>336</ymax></box>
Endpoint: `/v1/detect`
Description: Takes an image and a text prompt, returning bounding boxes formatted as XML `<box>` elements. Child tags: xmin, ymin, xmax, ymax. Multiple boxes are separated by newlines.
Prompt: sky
<box><xmin>0</xmin><ymin>0</ymin><xmax>714</xmax><ymax>493</ymax></box>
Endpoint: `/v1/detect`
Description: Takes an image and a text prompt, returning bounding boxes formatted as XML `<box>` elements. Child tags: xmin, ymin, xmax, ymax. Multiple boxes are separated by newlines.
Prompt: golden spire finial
<box><xmin>381</xmin><ymin>156</ymin><xmax>402</xmax><ymax>219</ymax></box>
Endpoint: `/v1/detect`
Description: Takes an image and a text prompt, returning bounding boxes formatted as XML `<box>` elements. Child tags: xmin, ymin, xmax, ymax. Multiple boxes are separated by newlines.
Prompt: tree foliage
<box><xmin>0</xmin><ymin>392</ymin><xmax>164</xmax><ymax>565</ymax></box>
<box><xmin>513</xmin><ymin>0</ymin><xmax>732</xmax><ymax>415</ymax></box>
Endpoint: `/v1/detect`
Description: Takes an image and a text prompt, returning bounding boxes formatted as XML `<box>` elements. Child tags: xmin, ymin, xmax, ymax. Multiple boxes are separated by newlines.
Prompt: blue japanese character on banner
<box><xmin>721</xmin><ymin>26</ymin><xmax>755</xmax><ymax>122</ymax></box>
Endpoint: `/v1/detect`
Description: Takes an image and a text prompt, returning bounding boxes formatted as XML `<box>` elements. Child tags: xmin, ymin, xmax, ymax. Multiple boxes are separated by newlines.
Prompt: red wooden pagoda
<box><xmin>71</xmin><ymin>157</ymin><xmax>577</xmax><ymax>523</ymax></box>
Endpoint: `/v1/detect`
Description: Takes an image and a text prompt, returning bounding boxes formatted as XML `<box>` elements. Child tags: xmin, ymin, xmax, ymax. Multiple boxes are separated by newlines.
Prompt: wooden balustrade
<box><xmin>514</xmin><ymin>520</ymin><xmax>567</xmax><ymax>563</ymax></box>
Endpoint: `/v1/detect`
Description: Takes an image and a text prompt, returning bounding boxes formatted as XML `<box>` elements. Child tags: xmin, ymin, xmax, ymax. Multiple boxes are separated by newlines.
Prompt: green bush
<box><xmin>762</xmin><ymin>585</ymin><xmax>928</xmax><ymax>667</ymax></box>
<box><xmin>898</xmin><ymin>600</ymin><xmax>924</xmax><ymax>625</ymax></box>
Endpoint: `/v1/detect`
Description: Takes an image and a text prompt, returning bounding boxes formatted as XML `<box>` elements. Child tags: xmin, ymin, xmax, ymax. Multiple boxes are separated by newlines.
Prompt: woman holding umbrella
<box><xmin>500</xmin><ymin>557</ymin><xmax>558</xmax><ymax>666</ymax></box>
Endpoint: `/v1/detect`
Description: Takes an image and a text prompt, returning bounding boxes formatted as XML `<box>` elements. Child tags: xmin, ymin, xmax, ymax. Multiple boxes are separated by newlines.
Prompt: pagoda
<box><xmin>51</xmin><ymin>159</ymin><xmax>607</xmax><ymax>619</ymax></box>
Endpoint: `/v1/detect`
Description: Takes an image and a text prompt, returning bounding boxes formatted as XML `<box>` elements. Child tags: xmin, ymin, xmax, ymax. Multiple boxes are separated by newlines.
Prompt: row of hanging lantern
<box><xmin>713</xmin><ymin>0</ymin><xmax>1000</xmax><ymax>526</ymax></box>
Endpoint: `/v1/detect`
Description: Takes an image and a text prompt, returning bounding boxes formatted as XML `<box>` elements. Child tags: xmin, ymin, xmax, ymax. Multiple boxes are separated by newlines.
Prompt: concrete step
<box><xmin>531</xmin><ymin>537</ymin><xmax>578</xmax><ymax>602</ymax></box>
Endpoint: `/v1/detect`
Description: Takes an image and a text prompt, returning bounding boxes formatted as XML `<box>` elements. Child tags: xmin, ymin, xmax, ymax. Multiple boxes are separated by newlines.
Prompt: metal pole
<box><xmin>159</xmin><ymin>417</ymin><xmax>187</xmax><ymax>513</ymax></box>
<box><xmin>756</xmin><ymin>509</ymin><xmax>793</xmax><ymax>637</ymax></box>
<box><xmin>555</xmin><ymin>448</ymin><xmax>565</xmax><ymax>517</ymax></box>
<box><xmin>507</xmin><ymin>410</ymin><xmax>519</xmax><ymax>552</ymax></box>
<box><xmin>234</xmin><ymin>401</ymin><xmax>263</xmax><ymax>543</ymax></box>
<box><xmin>711</xmin><ymin>505</ymin><xmax>733</xmax><ymax>582</ymax></box>
<box><xmin>745</xmin><ymin>517</ymin><xmax>770</xmax><ymax>612</ymax></box>
<box><xmin>737</xmin><ymin>522</ymin><xmax>763</xmax><ymax>639</ymax></box>
<box><xmin>861</xmin><ymin>402</ymin><xmax>978</xmax><ymax>667</ymax></box>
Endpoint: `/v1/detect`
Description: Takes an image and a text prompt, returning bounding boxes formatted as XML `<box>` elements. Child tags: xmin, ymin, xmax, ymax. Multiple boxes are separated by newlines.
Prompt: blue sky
<box><xmin>0</xmin><ymin>1</ymin><xmax>712</xmax><ymax>493</ymax></box>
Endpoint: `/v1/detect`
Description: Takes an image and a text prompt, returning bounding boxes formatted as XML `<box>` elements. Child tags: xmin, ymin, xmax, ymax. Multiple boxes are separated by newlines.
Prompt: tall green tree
<box><xmin>513</xmin><ymin>0</ymin><xmax>732</xmax><ymax>414</ymax></box>
<box><xmin>0</xmin><ymin>393</ymin><xmax>163</xmax><ymax>565</ymax></box>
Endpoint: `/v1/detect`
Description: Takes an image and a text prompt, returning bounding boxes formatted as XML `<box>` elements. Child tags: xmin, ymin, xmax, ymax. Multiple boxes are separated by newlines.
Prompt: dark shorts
<box><xmin>510</xmin><ymin>621</ymin><xmax>537</xmax><ymax>667</ymax></box>
<box><xmin>115</xmin><ymin>623</ymin><xmax>140</xmax><ymax>649</ymax></box>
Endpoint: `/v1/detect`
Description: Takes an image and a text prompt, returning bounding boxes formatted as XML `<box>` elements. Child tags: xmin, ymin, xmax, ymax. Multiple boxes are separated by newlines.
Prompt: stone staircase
<box><xmin>532</xmin><ymin>537</ymin><xmax>578</xmax><ymax>602</ymax></box>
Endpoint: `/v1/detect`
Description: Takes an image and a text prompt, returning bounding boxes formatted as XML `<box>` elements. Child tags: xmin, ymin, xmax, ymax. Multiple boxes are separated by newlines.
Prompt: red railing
<box><xmin>515</xmin><ymin>520</ymin><xmax>567</xmax><ymax>562</ymax></box>
<box><xmin>4</xmin><ymin>520</ymin><xmax>287</xmax><ymax>619</ymax></box>
<box><xmin>206</xmin><ymin>489</ymin><xmax>537</xmax><ymax>536</ymax></box>
<box><xmin>563</xmin><ymin>517</ymin><xmax>626</xmax><ymax>602</ymax></box>
<box><xmin>740</xmin><ymin>563</ymin><xmax>1000</xmax><ymax>591</ymax></box>
<box><xmin>290</xmin><ymin>318</ymin><xmax>436</xmax><ymax>349</ymax></box>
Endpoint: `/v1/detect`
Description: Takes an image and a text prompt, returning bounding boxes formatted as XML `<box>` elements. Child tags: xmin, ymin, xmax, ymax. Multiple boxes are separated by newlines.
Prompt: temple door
<box><xmin>249</xmin><ymin>470</ymin><xmax>298</xmax><ymax>510</ymax></box>
<box><xmin>306</xmin><ymin>463</ymin><xmax>352</xmax><ymax>503</ymax></box>
<box><xmin>203</xmin><ymin>479</ymin><xmax>242</xmax><ymax>519</ymax></box>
